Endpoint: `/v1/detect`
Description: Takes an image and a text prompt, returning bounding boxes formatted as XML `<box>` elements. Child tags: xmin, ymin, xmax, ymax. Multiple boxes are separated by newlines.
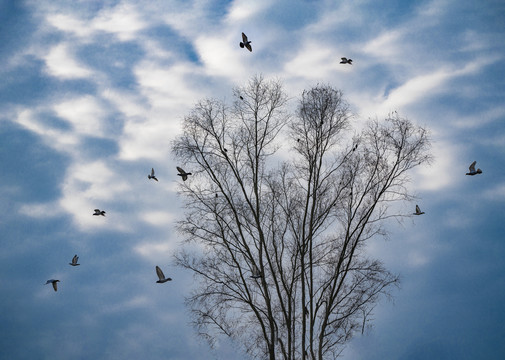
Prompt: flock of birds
<box><xmin>44</xmin><ymin>167</ymin><xmax>193</xmax><ymax>292</ymax></box>
<box><xmin>44</xmin><ymin>31</ymin><xmax>484</xmax><ymax>292</ymax></box>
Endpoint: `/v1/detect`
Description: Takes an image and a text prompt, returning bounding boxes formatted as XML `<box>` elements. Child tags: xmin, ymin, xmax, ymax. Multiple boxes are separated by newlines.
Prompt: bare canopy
<box><xmin>172</xmin><ymin>76</ymin><xmax>431</xmax><ymax>360</ymax></box>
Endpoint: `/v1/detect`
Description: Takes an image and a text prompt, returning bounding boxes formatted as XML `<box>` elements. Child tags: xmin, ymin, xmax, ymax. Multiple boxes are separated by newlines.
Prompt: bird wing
<box><xmin>242</xmin><ymin>32</ymin><xmax>248</xmax><ymax>43</ymax></box>
<box><xmin>72</xmin><ymin>255</ymin><xmax>78</xmax><ymax>264</ymax></box>
<box><xmin>341</xmin><ymin>57</ymin><xmax>347</xmax><ymax>61</ymax></box>
<box><xmin>245</xmin><ymin>42</ymin><xmax>252</xmax><ymax>52</ymax></box>
<box><xmin>176</xmin><ymin>166</ymin><xmax>185</xmax><ymax>174</ymax></box>
<box><xmin>469</xmin><ymin>161</ymin><xmax>476</xmax><ymax>172</ymax></box>
<box><xmin>151</xmin><ymin>168</ymin><xmax>155</xmax><ymax>176</ymax></box>
<box><xmin>94</xmin><ymin>209</ymin><xmax>100</xmax><ymax>213</ymax></box>
<box><xmin>416</xmin><ymin>205</ymin><xmax>421</xmax><ymax>213</ymax></box>
<box><xmin>156</xmin><ymin>266</ymin><xmax>165</xmax><ymax>280</ymax></box>
<box><xmin>52</xmin><ymin>281</ymin><xmax>58</xmax><ymax>291</ymax></box>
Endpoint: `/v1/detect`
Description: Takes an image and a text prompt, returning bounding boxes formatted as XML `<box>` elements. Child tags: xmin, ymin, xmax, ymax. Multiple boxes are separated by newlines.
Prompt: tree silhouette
<box><xmin>172</xmin><ymin>76</ymin><xmax>431</xmax><ymax>360</ymax></box>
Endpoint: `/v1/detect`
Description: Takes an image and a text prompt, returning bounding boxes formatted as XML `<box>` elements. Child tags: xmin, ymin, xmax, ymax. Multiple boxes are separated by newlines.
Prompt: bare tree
<box><xmin>172</xmin><ymin>76</ymin><xmax>431</xmax><ymax>360</ymax></box>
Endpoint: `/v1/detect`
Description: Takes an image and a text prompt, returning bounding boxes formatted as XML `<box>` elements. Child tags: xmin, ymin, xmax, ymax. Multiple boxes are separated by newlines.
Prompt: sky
<box><xmin>1</xmin><ymin>0</ymin><xmax>504</xmax><ymax>359</ymax></box>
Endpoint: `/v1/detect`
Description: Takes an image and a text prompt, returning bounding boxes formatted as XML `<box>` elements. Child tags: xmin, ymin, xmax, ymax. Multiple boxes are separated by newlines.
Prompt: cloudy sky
<box><xmin>1</xmin><ymin>0</ymin><xmax>504</xmax><ymax>359</ymax></box>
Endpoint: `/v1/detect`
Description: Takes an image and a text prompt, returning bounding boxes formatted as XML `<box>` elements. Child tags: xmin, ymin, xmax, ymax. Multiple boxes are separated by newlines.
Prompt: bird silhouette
<box><xmin>156</xmin><ymin>266</ymin><xmax>172</xmax><ymax>283</ymax></box>
<box><xmin>148</xmin><ymin>168</ymin><xmax>158</xmax><ymax>181</ymax></box>
<box><xmin>93</xmin><ymin>209</ymin><xmax>106</xmax><ymax>216</ymax></box>
<box><xmin>45</xmin><ymin>279</ymin><xmax>60</xmax><ymax>292</ymax></box>
<box><xmin>240</xmin><ymin>32</ymin><xmax>252</xmax><ymax>52</ymax></box>
<box><xmin>69</xmin><ymin>254</ymin><xmax>80</xmax><ymax>266</ymax></box>
<box><xmin>340</xmin><ymin>57</ymin><xmax>352</xmax><ymax>64</ymax></box>
<box><xmin>176</xmin><ymin>167</ymin><xmax>192</xmax><ymax>181</ymax></box>
<box><xmin>466</xmin><ymin>161</ymin><xmax>482</xmax><ymax>176</ymax></box>
<box><xmin>413</xmin><ymin>205</ymin><xmax>425</xmax><ymax>215</ymax></box>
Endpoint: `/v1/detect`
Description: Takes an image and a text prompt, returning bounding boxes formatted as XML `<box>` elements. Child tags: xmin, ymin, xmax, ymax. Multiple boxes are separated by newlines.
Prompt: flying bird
<box><xmin>45</xmin><ymin>279</ymin><xmax>60</xmax><ymax>292</ymax></box>
<box><xmin>156</xmin><ymin>266</ymin><xmax>172</xmax><ymax>283</ymax></box>
<box><xmin>413</xmin><ymin>205</ymin><xmax>425</xmax><ymax>215</ymax></box>
<box><xmin>239</xmin><ymin>95</ymin><xmax>244</xmax><ymax>100</ymax></box>
<box><xmin>93</xmin><ymin>209</ymin><xmax>106</xmax><ymax>216</ymax></box>
<box><xmin>466</xmin><ymin>161</ymin><xmax>482</xmax><ymax>176</ymax></box>
<box><xmin>148</xmin><ymin>168</ymin><xmax>158</xmax><ymax>181</ymax></box>
<box><xmin>176</xmin><ymin>167</ymin><xmax>192</xmax><ymax>181</ymax></box>
<box><xmin>251</xmin><ymin>264</ymin><xmax>262</xmax><ymax>279</ymax></box>
<box><xmin>69</xmin><ymin>254</ymin><xmax>80</xmax><ymax>266</ymax></box>
<box><xmin>340</xmin><ymin>57</ymin><xmax>353</xmax><ymax>64</ymax></box>
<box><xmin>240</xmin><ymin>32</ymin><xmax>252</xmax><ymax>52</ymax></box>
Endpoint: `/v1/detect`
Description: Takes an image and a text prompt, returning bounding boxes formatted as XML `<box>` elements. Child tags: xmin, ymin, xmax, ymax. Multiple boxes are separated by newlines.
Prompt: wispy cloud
<box><xmin>43</xmin><ymin>43</ymin><xmax>93</xmax><ymax>79</ymax></box>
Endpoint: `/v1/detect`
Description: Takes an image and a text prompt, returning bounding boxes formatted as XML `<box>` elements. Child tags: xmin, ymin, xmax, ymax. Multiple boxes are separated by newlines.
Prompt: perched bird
<box><xmin>240</xmin><ymin>32</ymin><xmax>252</xmax><ymax>52</ymax></box>
<box><xmin>251</xmin><ymin>264</ymin><xmax>262</xmax><ymax>279</ymax></box>
<box><xmin>413</xmin><ymin>205</ymin><xmax>425</xmax><ymax>215</ymax></box>
<box><xmin>466</xmin><ymin>161</ymin><xmax>482</xmax><ymax>176</ymax></box>
<box><xmin>148</xmin><ymin>168</ymin><xmax>158</xmax><ymax>181</ymax></box>
<box><xmin>45</xmin><ymin>279</ymin><xmax>60</xmax><ymax>292</ymax></box>
<box><xmin>239</xmin><ymin>95</ymin><xmax>244</xmax><ymax>100</ymax></box>
<box><xmin>176</xmin><ymin>166</ymin><xmax>192</xmax><ymax>181</ymax></box>
<box><xmin>340</xmin><ymin>57</ymin><xmax>353</xmax><ymax>64</ymax></box>
<box><xmin>93</xmin><ymin>209</ymin><xmax>106</xmax><ymax>216</ymax></box>
<box><xmin>156</xmin><ymin>266</ymin><xmax>172</xmax><ymax>283</ymax></box>
<box><xmin>69</xmin><ymin>254</ymin><xmax>80</xmax><ymax>266</ymax></box>
<box><xmin>352</xmin><ymin>144</ymin><xmax>358</xmax><ymax>152</ymax></box>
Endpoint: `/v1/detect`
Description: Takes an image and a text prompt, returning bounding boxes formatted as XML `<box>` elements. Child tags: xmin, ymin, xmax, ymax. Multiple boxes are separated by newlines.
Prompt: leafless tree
<box><xmin>172</xmin><ymin>76</ymin><xmax>431</xmax><ymax>360</ymax></box>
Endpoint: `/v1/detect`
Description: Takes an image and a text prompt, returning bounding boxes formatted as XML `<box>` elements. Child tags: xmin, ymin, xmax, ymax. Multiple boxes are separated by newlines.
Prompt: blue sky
<box><xmin>1</xmin><ymin>0</ymin><xmax>504</xmax><ymax>359</ymax></box>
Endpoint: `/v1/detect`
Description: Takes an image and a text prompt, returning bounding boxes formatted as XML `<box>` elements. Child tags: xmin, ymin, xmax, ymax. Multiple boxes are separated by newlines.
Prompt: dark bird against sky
<box><xmin>240</xmin><ymin>32</ymin><xmax>252</xmax><ymax>52</ymax></box>
<box><xmin>156</xmin><ymin>266</ymin><xmax>172</xmax><ymax>283</ymax></box>
<box><xmin>45</xmin><ymin>279</ymin><xmax>60</xmax><ymax>292</ymax></box>
<box><xmin>413</xmin><ymin>205</ymin><xmax>425</xmax><ymax>215</ymax></box>
<box><xmin>466</xmin><ymin>161</ymin><xmax>482</xmax><ymax>175</ymax></box>
<box><xmin>148</xmin><ymin>168</ymin><xmax>158</xmax><ymax>181</ymax></box>
<box><xmin>176</xmin><ymin>166</ymin><xmax>192</xmax><ymax>181</ymax></box>
<box><xmin>69</xmin><ymin>254</ymin><xmax>80</xmax><ymax>266</ymax></box>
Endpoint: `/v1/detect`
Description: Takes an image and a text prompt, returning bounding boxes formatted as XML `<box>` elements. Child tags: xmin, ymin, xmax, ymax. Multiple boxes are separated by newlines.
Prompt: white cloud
<box><xmin>59</xmin><ymin>160</ymin><xmax>134</xmax><ymax>231</ymax></box>
<box><xmin>284</xmin><ymin>41</ymin><xmax>343</xmax><ymax>80</ymax></box>
<box><xmin>43</xmin><ymin>43</ymin><xmax>92</xmax><ymax>79</ymax></box>
<box><xmin>140</xmin><ymin>211</ymin><xmax>176</xmax><ymax>226</ymax></box>
<box><xmin>45</xmin><ymin>2</ymin><xmax>151</xmax><ymax>40</ymax></box>
<box><xmin>414</xmin><ymin>138</ymin><xmax>463</xmax><ymax>192</ymax></box>
<box><xmin>101</xmin><ymin>89</ymin><xmax>149</xmax><ymax>119</ymax></box>
<box><xmin>134</xmin><ymin>240</ymin><xmax>176</xmax><ymax>261</ymax></box>
<box><xmin>19</xmin><ymin>202</ymin><xmax>63</xmax><ymax>218</ymax></box>
<box><xmin>15</xmin><ymin>109</ymin><xmax>80</xmax><ymax>151</ymax></box>
<box><xmin>46</xmin><ymin>13</ymin><xmax>94</xmax><ymax>38</ymax></box>
<box><xmin>194</xmin><ymin>34</ymin><xmax>248</xmax><ymax>78</ymax></box>
<box><xmin>53</xmin><ymin>95</ymin><xmax>107</xmax><ymax>137</ymax></box>
<box><xmin>92</xmin><ymin>3</ymin><xmax>148</xmax><ymax>41</ymax></box>
<box><xmin>225</xmin><ymin>0</ymin><xmax>270</xmax><ymax>23</ymax></box>
<box><xmin>362</xmin><ymin>30</ymin><xmax>403</xmax><ymax>60</ymax></box>
<box><xmin>452</xmin><ymin>105</ymin><xmax>505</xmax><ymax>129</ymax></box>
